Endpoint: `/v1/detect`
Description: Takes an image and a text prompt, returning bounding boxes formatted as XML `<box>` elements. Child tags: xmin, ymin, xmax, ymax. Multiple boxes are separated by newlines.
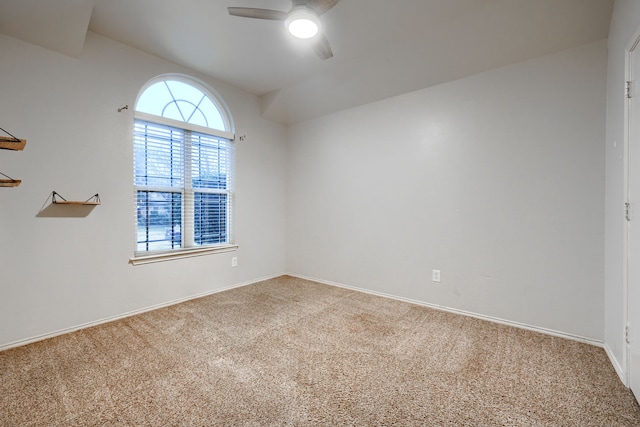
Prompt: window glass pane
<box><xmin>187</xmin><ymin>108</ymin><xmax>209</xmax><ymax>128</ymax></box>
<box><xmin>162</xmin><ymin>102</ymin><xmax>186</xmax><ymax>122</ymax></box>
<box><xmin>135</xmin><ymin>82</ymin><xmax>171</xmax><ymax>117</ymax></box>
<box><xmin>199</xmin><ymin>98</ymin><xmax>226</xmax><ymax>130</ymax></box>
<box><xmin>137</xmin><ymin>191</ymin><xmax>182</xmax><ymax>251</ymax></box>
<box><xmin>165</xmin><ymin>81</ymin><xmax>204</xmax><ymax>108</ymax></box>
<box><xmin>194</xmin><ymin>193</ymin><xmax>226</xmax><ymax>245</ymax></box>
<box><xmin>134</xmin><ymin>121</ymin><xmax>183</xmax><ymax>188</ymax></box>
<box><xmin>191</xmin><ymin>133</ymin><xmax>229</xmax><ymax>190</ymax></box>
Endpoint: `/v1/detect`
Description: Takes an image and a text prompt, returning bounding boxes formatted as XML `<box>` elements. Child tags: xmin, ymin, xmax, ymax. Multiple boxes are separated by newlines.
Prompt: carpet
<box><xmin>1</xmin><ymin>275</ymin><xmax>639</xmax><ymax>426</ymax></box>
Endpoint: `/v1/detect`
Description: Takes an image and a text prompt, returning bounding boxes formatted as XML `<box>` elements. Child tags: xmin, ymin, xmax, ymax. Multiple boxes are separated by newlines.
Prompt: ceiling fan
<box><xmin>228</xmin><ymin>0</ymin><xmax>340</xmax><ymax>60</ymax></box>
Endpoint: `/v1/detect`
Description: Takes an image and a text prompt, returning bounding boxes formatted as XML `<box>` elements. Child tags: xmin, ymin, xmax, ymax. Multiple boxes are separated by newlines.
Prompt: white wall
<box><xmin>0</xmin><ymin>32</ymin><xmax>287</xmax><ymax>349</ymax></box>
<box><xmin>287</xmin><ymin>40</ymin><xmax>607</xmax><ymax>341</ymax></box>
<box><xmin>604</xmin><ymin>0</ymin><xmax>640</xmax><ymax>381</ymax></box>
<box><xmin>0</xmin><ymin>26</ymin><xmax>611</xmax><ymax>350</ymax></box>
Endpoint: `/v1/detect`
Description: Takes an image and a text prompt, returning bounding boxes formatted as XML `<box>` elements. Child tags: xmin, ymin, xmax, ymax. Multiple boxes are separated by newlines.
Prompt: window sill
<box><xmin>129</xmin><ymin>244</ymin><xmax>238</xmax><ymax>266</ymax></box>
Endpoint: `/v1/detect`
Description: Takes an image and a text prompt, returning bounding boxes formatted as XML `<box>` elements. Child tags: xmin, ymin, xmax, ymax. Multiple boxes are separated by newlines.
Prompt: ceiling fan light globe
<box><xmin>285</xmin><ymin>7</ymin><xmax>320</xmax><ymax>39</ymax></box>
<box><xmin>288</xmin><ymin>19</ymin><xmax>318</xmax><ymax>38</ymax></box>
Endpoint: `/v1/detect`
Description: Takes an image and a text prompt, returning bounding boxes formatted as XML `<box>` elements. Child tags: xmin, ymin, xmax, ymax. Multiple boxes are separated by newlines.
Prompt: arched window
<box><xmin>135</xmin><ymin>79</ymin><xmax>231</xmax><ymax>131</ymax></box>
<box><xmin>132</xmin><ymin>75</ymin><xmax>236</xmax><ymax>261</ymax></box>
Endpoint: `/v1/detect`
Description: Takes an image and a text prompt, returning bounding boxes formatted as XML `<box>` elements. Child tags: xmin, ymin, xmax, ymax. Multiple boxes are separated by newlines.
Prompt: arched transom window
<box><xmin>136</xmin><ymin>79</ymin><xmax>230</xmax><ymax>131</ymax></box>
<box><xmin>132</xmin><ymin>75</ymin><xmax>236</xmax><ymax>262</ymax></box>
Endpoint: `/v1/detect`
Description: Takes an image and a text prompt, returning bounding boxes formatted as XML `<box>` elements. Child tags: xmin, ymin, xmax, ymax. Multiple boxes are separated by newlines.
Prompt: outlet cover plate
<box><xmin>432</xmin><ymin>269</ymin><xmax>441</xmax><ymax>283</ymax></box>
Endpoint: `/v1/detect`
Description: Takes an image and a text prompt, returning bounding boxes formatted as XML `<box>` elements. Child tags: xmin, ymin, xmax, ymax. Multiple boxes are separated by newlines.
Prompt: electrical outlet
<box><xmin>231</xmin><ymin>257</ymin><xmax>238</xmax><ymax>267</ymax></box>
<box><xmin>432</xmin><ymin>269</ymin><xmax>441</xmax><ymax>283</ymax></box>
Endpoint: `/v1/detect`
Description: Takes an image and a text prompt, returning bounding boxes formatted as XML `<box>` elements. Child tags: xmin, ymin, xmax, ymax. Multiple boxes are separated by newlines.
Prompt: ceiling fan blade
<box><xmin>311</xmin><ymin>34</ymin><xmax>333</xmax><ymax>60</ymax></box>
<box><xmin>305</xmin><ymin>0</ymin><xmax>340</xmax><ymax>15</ymax></box>
<box><xmin>227</xmin><ymin>7</ymin><xmax>287</xmax><ymax>21</ymax></box>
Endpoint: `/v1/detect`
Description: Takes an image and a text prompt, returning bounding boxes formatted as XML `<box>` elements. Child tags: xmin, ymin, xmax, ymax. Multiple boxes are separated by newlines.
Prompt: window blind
<box><xmin>134</xmin><ymin>119</ymin><xmax>233</xmax><ymax>254</ymax></box>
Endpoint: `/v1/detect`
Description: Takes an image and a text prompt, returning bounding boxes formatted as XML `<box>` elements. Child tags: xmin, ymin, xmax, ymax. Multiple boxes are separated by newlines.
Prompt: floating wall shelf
<box><xmin>52</xmin><ymin>191</ymin><xmax>101</xmax><ymax>205</ymax></box>
<box><xmin>0</xmin><ymin>172</ymin><xmax>20</xmax><ymax>187</ymax></box>
<box><xmin>0</xmin><ymin>135</ymin><xmax>27</xmax><ymax>151</ymax></box>
<box><xmin>0</xmin><ymin>128</ymin><xmax>26</xmax><ymax>186</ymax></box>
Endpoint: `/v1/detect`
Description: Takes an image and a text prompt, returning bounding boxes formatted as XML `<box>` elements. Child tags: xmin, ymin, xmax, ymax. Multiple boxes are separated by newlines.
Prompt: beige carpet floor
<box><xmin>1</xmin><ymin>275</ymin><xmax>639</xmax><ymax>426</ymax></box>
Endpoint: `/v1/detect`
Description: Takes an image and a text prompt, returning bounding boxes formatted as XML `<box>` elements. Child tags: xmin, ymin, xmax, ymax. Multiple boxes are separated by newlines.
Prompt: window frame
<box><xmin>129</xmin><ymin>75</ymin><xmax>237</xmax><ymax>265</ymax></box>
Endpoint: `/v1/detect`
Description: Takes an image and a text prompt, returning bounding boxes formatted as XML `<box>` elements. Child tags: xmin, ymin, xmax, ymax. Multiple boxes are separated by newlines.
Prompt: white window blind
<box><xmin>134</xmin><ymin>119</ymin><xmax>234</xmax><ymax>255</ymax></box>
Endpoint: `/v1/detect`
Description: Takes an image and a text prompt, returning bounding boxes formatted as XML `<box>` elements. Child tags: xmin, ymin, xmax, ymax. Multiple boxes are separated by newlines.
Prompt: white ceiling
<box><xmin>0</xmin><ymin>0</ymin><xmax>614</xmax><ymax>124</ymax></box>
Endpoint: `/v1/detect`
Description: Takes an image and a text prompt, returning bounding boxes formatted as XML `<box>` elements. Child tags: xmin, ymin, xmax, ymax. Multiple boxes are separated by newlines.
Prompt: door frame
<box><xmin>625</xmin><ymin>27</ymin><xmax>640</xmax><ymax>390</ymax></box>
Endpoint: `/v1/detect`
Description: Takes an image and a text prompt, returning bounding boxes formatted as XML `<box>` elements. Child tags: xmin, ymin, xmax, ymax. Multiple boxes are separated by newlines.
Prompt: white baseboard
<box><xmin>287</xmin><ymin>273</ymin><xmax>604</xmax><ymax>348</ymax></box>
<box><xmin>0</xmin><ymin>273</ymin><xmax>284</xmax><ymax>352</ymax></box>
<box><xmin>604</xmin><ymin>342</ymin><xmax>628</xmax><ymax>386</ymax></box>
<box><xmin>2</xmin><ymin>272</ymin><xmax>607</xmax><ymax>354</ymax></box>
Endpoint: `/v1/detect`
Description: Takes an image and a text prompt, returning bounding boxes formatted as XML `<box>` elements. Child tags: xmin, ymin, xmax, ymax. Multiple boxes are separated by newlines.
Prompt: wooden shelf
<box><xmin>1</xmin><ymin>128</ymin><xmax>25</xmax><ymax>186</ymax></box>
<box><xmin>52</xmin><ymin>200</ymin><xmax>100</xmax><ymax>205</ymax></box>
<box><xmin>0</xmin><ymin>179</ymin><xmax>21</xmax><ymax>187</ymax></box>
<box><xmin>51</xmin><ymin>192</ymin><xmax>100</xmax><ymax>205</ymax></box>
<box><xmin>0</xmin><ymin>136</ymin><xmax>27</xmax><ymax>151</ymax></box>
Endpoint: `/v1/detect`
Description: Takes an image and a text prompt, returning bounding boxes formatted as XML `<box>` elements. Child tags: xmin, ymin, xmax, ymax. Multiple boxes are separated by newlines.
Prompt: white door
<box><xmin>628</xmin><ymin>35</ymin><xmax>640</xmax><ymax>401</ymax></box>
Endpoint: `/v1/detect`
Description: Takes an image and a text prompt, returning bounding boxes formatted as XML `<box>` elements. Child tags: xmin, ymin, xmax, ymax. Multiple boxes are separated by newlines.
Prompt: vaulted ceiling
<box><xmin>0</xmin><ymin>0</ymin><xmax>614</xmax><ymax>124</ymax></box>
